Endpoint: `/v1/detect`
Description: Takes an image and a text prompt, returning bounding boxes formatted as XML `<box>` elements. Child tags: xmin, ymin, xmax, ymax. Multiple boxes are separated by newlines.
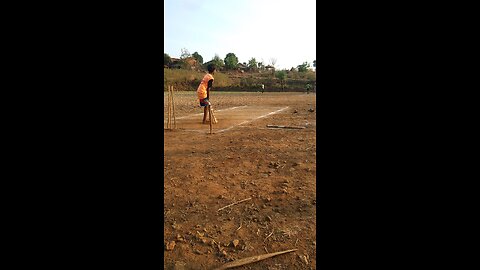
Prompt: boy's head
<box><xmin>207</xmin><ymin>63</ymin><xmax>216</xmax><ymax>74</ymax></box>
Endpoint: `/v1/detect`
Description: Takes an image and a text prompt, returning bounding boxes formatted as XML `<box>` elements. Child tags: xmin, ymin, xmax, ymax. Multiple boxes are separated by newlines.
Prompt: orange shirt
<box><xmin>197</xmin><ymin>73</ymin><xmax>214</xmax><ymax>100</ymax></box>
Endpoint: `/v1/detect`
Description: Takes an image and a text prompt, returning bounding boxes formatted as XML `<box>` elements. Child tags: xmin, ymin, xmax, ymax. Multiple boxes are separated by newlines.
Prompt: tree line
<box><xmin>164</xmin><ymin>48</ymin><xmax>315</xmax><ymax>73</ymax></box>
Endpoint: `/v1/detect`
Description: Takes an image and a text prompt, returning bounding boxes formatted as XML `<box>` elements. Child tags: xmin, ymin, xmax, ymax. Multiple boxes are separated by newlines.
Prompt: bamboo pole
<box><xmin>171</xmin><ymin>85</ymin><xmax>176</xmax><ymax>129</ymax></box>
<box><xmin>169</xmin><ymin>86</ymin><xmax>173</xmax><ymax>129</ymax></box>
<box><xmin>167</xmin><ymin>85</ymin><xmax>171</xmax><ymax>129</ymax></box>
<box><xmin>212</xmin><ymin>249</ymin><xmax>298</xmax><ymax>270</ymax></box>
<box><xmin>209</xmin><ymin>105</ymin><xmax>213</xmax><ymax>134</ymax></box>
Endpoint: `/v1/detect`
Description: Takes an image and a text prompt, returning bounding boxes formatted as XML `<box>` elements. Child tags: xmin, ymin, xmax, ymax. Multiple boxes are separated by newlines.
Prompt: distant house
<box><xmin>203</xmin><ymin>60</ymin><xmax>224</xmax><ymax>71</ymax></box>
<box><xmin>167</xmin><ymin>57</ymin><xmax>198</xmax><ymax>69</ymax></box>
<box><xmin>265</xmin><ymin>65</ymin><xmax>275</xmax><ymax>71</ymax></box>
<box><xmin>183</xmin><ymin>57</ymin><xmax>197</xmax><ymax>69</ymax></box>
<box><xmin>237</xmin><ymin>63</ymin><xmax>248</xmax><ymax>72</ymax></box>
<box><xmin>168</xmin><ymin>58</ymin><xmax>182</xmax><ymax>69</ymax></box>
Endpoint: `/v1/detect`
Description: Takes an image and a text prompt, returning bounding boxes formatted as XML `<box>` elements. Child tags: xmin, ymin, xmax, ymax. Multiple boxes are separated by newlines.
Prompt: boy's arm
<box><xmin>207</xmin><ymin>79</ymin><xmax>213</xmax><ymax>99</ymax></box>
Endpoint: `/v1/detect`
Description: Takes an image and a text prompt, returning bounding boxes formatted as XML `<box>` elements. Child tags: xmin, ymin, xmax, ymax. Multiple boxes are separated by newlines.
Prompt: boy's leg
<box><xmin>203</xmin><ymin>106</ymin><xmax>208</xmax><ymax>123</ymax></box>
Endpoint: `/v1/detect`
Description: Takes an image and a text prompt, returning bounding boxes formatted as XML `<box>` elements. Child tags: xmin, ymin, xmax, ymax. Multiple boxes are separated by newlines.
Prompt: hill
<box><xmin>164</xmin><ymin>68</ymin><xmax>316</xmax><ymax>92</ymax></box>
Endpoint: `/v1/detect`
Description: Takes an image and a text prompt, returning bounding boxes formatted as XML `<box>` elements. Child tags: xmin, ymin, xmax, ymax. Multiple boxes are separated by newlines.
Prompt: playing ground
<box><xmin>164</xmin><ymin>92</ymin><xmax>316</xmax><ymax>269</ymax></box>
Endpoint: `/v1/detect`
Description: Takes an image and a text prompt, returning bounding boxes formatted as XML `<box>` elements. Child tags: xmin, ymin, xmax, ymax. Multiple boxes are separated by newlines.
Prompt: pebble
<box><xmin>166</xmin><ymin>241</ymin><xmax>176</xmax><ymax>251</ymax></box>
<box><xmin>232</xmin><ymin>239</ymin><xmax>240</xmax><ymax>248</ymax></box>
<box><xmin>174</xmin><ymin>261</ymin><xmax>186</xmax><ymax>270</ymax></box>
<box><xmin>300</xmin><ymin>254</ymin><xmax>309</xmax><ymax>265</ymax></box>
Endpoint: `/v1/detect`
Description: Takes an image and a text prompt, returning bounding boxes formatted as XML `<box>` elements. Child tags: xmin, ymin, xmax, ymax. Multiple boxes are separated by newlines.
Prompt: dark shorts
<box><xmin>199</xmin><ymin>98</ymin><xmax>211</xmax><ymax>107</ymax></box>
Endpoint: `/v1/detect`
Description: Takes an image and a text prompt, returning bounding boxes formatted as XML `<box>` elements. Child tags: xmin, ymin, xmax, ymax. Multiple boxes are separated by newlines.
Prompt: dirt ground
<box><xmin>164</xmin><ymin>92</ymin><xmax>317</xmax><ymax>270</ymax></box>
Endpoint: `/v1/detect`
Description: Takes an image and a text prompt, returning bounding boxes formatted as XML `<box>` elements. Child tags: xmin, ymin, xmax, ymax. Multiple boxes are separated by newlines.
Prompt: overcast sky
<box><xmin>164</xmin><ymin>0</ymin><xmax>316</xmax><ymax>70</ymax></box>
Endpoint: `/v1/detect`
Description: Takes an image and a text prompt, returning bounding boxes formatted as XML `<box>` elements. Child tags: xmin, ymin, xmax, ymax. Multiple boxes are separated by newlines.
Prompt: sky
<box><xmin>164</xmin><ymin>0</ymin><xmax>316</xmax><ymax>70</ymax></box>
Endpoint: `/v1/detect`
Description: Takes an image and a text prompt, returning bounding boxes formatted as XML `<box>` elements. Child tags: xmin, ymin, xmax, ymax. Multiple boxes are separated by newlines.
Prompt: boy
<box><xmin>197</xmin><ymin>64</ymin><xmax>217</xmax><ymax>124</ymax></box>
<box><xmin>306</xmin><ymin>83</ymin><xmax>311</xmax><ymax>94</ymax></box>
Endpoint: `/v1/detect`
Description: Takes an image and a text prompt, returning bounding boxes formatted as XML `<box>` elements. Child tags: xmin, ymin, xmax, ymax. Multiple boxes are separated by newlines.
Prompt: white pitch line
<box><xmin>215</xmin><ymin>106</ymin><xmax>289</xmax><ymax>133</ymax></box>
<box><xmin>172</xmin><ymin>105</ymin><xmax>247</xmax><ymax>120</ymax></box>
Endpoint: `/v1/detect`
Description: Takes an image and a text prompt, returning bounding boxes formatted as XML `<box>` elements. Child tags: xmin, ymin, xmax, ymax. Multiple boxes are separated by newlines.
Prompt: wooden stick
<box><xmin>217</xmin><ymin>197</ymin><xmax>252</xmax><ymax>212</ymax></box>
<box><xmin>166</xmin><ymin>86</ymin><xmax>169</xmax><ymax>129</ymax></box>
<box><xmin>235</xmin><ymin>221</ymin><xmax>242</xmax><ymax>231</ymax></box>
<box><xmin>167</xmin><ymin>86</ymin><xmax>171</xmax><ymax>129</ymax></box>
<box><xmin>170</xmin><ymin>85</ymin><xmax>174</xmax><ymax>129</ymax></box>
<box><xmin>170</xmin><ymin>86</ymin><xmax>174</xmax><ymax>129</ymax></box>
<box><xmin>264</xmin><ymin>229</ymin><xmax>274</xmax><ymax>242</ymax></box>
<box><xmin>209</xmin><ymin>105</ymin><xmax>213</xmax><ymax>134</ymax></box>
<box><xmin>171</xmin><ymin>85</ymin><xmax>176</xmax><ymax>129</ymax></box>
<box><xmin>266</xmin><ymin>125</ymin><xmax>305</xmax><ymax>129</ymax></box>
<box><xmin>212</xmin><ymin>249</ymin><xmax>297</xmax><ymax>270</ymax></box>
<box><xmin>210</xmin><ymin>105</ymin><xmax>218</xmax><ymax>124</ymax></box>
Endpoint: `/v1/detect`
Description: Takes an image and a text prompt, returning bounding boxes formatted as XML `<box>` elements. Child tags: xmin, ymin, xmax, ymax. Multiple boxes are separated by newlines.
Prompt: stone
<box><xmin>232</xmin><ymin>239</ymin><xmax>240</xmax><ymax>248</ymax></box>
<box><xmin>173</xmin><ymin>261</ymin><xmax>186</xmax><ymax>270</ymax></box>
<box><xmin>166</xmin><ymin>241</ymin><xmax>176</xmax><ymax>251</ymax></box>
<box><xmin>176</xmin><ymin>234</ymin><xmax>184</xmax><ymax>241</ymax></box>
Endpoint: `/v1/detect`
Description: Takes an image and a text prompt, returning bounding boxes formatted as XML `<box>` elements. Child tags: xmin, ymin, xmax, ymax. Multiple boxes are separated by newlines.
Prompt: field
<box><xmin>164</xmin><ymin>91</ymin><xmax>317</xmax><ymax>270</ymax></box>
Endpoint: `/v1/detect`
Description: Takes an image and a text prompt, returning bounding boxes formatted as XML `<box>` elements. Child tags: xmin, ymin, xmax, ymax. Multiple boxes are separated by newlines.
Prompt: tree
<box><xmin>176</xmin><ymin>48</ymin><xmax>193</xmax><ymax>69</ymax></box>
<box><xmin>207</xmin><ymin>54</ymin><xmax>224</xmax><ymax>70</ymax></box>
<box><xmin>164</xmin><ymin>53</ymin><xmax>171</xmax><ymax>66</ymax></box>
<box><xmin>269</xmin><ymin>58</ymin><xmax>277</xmax><ymax>67</ymax></box>
<box><xmin>224</xmin><ymin>53</ymin><xmax>238</xmax><ymax>70</ymax></box>
<box><xmin>180</xmin><ymin>48</ymin><xmax>191</xmax><ymax>59</ymax></box>
<box><xmin>258</xmin><ymin>61</ymin><xmax>264</xmax><ymax>71</ymax></box>
<box><xmin>248</xmin><ymin>57</ymin><xmax>258</xmax><ymax>71</ymax></box>
<box><xmin>297</xmin><ymin>61</ymin><xmax>310</xmax><ymax>72</ymax></box>
<box><xmin>275</xmin><ymin>70</ymin><xmax>287</xmax><ymax>90</ymax></box>
<box><xmin>192</xmin><ymin>52</ymin><xmax>203</xmax><ymax>64</ymax></box>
